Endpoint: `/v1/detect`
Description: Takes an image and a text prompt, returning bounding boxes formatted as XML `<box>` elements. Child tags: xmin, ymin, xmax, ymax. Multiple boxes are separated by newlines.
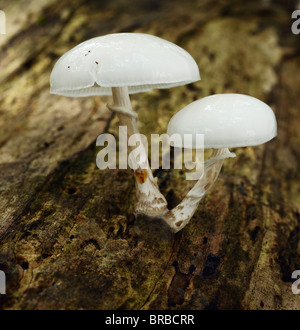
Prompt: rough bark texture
<box><xmin>0</xmin><ymin>0</ymin><xmax>300</xmax><ymax>310</ymax></box>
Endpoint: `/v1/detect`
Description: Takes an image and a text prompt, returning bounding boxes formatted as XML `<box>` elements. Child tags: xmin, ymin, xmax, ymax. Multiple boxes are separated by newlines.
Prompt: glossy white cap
<box><xmin>50</xmin><ymin>33</ymin><xmax>200</xmax><ymax>97</ymax></box>
<box><xmin>167</xmin><ymin>94</ymin><xmax>277</xmax><ymax>149</ymax></box>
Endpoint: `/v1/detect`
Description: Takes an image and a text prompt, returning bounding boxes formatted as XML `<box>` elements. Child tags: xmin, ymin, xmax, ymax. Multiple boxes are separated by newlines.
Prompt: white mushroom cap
<box><xmin>50</xmin><ymin>33</ymin><xmax>200</xmax><ymax>97</ymax></box>
<box><xmin>167</xmin><ymin>94</ymin><xmax>277</xmax><ymax>149</ymax></box>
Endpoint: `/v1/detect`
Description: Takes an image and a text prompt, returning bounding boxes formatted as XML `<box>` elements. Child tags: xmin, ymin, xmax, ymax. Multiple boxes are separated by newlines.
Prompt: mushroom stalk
<box><xmin>110</xmin><ymin>86</ymin><xmax>168</xmax><ymax>216</ymax></box>
<box><xmin>163</xmin><ymin>148</ymin><xmax>235</xmax><ymax>233</ymax></box>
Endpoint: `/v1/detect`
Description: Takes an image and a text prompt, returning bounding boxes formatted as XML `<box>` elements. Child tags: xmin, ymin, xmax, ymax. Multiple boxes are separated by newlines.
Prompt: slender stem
<box><xmin>111</xmin><ymin>87</ymin><xmax>168</xmax><ymax>216</ymax></box>
<box><xmin>163</xmin><ymin>148</ymin><xmax>235</xmax><ymax>233</ymax></box>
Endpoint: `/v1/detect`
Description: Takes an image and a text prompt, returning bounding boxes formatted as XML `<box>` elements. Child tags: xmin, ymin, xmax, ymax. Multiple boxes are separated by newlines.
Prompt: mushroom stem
<box><xmin>163</xmin><ymin>148</ymin><xmax>236</xmax><ymax>233</ymax></box>
<box><xmin>110</xmin><ymin>86</ymin><xmax>168</xmax><ymax>216</ymax></box>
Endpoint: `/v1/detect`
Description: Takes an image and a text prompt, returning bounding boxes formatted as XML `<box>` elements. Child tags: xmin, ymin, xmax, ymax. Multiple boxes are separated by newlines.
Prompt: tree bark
<box><xmin>0</xmin><ymin>0</ymin><xmax>300</xmax><ymax>310</ymax></box>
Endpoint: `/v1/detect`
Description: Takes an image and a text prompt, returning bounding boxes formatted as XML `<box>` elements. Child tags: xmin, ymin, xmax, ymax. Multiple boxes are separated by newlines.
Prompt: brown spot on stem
<box><xmin>95</xmin><ymin>61</ymin><xmax>99</xmax><ymax>64</ymax></box>
<box><xmin>154</xmin><ymin>197</ymin><xmax>166</xmax><ymax>205</ymax></box>
<box><xmin>176</xmin><ymin>221</ymin><xmax>183</xmax><ymax>227</ymax></box>
<box><xmin>204</xmin><ymin>183</ymin><xmax>211</xmax><ymax>190</ymax></box>
<box><xmin>164</xmin><ymin>210</ymin><xmax>176</xmax><ymax>222</ymax></box>
<box><xmin>134</xmin><ymin>169</ymin><xmax>149</xmax><ymax>184</ymax></box>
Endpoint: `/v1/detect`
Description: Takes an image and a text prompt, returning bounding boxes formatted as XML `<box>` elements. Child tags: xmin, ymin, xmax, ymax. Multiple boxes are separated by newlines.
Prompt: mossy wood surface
<box><xmin>0</xmin><ymin>0</ymin><xmax>300</xmax><ymax>310</ymax></box>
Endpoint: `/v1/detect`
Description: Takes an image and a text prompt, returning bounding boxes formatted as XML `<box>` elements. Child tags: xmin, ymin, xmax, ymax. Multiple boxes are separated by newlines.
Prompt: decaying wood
<box><xmin>0</xmin><ymin>0</ymin><xmax>300</xmax><ymax>310</ymax></box>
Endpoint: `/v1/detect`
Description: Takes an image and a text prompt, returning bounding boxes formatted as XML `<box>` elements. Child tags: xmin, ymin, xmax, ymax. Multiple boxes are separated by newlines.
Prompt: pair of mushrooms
<box><xmin>50</xmin><ymin>33</ymin><xmax>277</xmax><ymax>233</ymax></box>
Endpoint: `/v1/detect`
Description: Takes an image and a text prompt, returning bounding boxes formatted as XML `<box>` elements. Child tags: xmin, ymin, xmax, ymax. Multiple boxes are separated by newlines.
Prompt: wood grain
<box><xmin>0</xmin><ymin>0</ymin><xmax>299</xmax><ymax>310</ymax></box>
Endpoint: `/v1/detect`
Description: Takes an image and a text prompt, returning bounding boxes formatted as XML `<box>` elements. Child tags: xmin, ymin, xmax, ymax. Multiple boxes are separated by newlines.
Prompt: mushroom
<box><xmin>50</xmin><ymin>33</ymin><xmax>200</xmax><ymax>216</ymax></box>
<box><xmin>163</xmin><ymin>93</ymin><xmax>277</xmax><ymax>232</ymax></box>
